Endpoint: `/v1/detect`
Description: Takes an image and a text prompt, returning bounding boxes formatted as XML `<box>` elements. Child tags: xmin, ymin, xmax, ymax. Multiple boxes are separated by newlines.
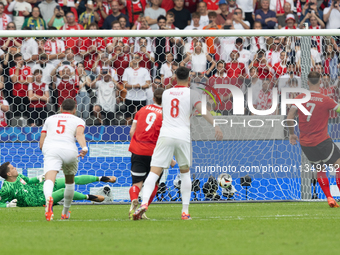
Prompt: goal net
<box><xmin>0</xmin><ymin>29</ymin><xmax>339</xmax><ymax>203</ymax></box>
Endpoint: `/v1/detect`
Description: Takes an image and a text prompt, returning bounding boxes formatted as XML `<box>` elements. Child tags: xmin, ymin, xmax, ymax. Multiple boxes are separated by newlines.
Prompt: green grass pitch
<box><xmin>1</xmin><ymin>202</ymin><xmax>339</xmax><ymax>255</ymax></box>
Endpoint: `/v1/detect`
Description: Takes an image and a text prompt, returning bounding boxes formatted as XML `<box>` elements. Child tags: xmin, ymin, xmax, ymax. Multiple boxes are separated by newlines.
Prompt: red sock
<box><xmin>335</xmin><ymin>168</ymin><xmax>340</xmax><ymax>192</ymax></box>
<box><xmin>129</xmin><ymin>185</ymin><xmax>140</xmax><ymax>201</ymax></box>
<box><xmin>317</xmin><ymin>171</ymin><xmax>332</xmax><ymax>198</ymax></box>
<box><xmin>148</xmin><ymin>185</ymin><xmax>158</xmax><ymax>206</ymax></box>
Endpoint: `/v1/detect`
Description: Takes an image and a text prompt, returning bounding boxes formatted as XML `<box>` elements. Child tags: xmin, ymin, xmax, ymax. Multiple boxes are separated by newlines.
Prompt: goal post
<box><xmin>0</xmin><ymin>29</ymin><xmax>339</xmax><ymax>203</ymax></box>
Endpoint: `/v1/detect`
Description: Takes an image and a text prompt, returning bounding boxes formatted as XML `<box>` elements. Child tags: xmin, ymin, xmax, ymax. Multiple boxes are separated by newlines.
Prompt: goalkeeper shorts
<box><xmin>151</xmin><ymin>137</ymin><xmax>191</xmax><ymax>169</ymax></box>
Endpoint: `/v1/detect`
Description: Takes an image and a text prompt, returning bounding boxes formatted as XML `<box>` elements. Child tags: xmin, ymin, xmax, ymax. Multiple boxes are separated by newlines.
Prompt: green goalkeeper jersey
<box><xmin>0</xmin><ymin>174</ymin><xmax>56</xmax><ymax>207</ymax></box>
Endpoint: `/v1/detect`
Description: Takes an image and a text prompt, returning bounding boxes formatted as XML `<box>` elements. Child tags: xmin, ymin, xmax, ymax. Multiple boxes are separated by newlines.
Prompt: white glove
<box><xmin>7</xmin><ymin>199</ymin><xmax>17</xmax><ymax>208</ymax></box>
<box><xmin>37</xmin><ymin>174</ymin><xmax>45</xmax><ymax>183</ymax></box>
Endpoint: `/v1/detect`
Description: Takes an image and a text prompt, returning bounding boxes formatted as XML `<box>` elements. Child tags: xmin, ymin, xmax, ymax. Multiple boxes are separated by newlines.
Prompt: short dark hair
<box><xmin>34</xmin><ymin>69</ymin><xmax>43</xmax><ymax>75</ymax></box>
<box><xmin>0</xmin><ymin>162</ymin><xmax>10</xmax><ymax>180</ymax></box>
<box><xmin>208</xmin><ymin>11</ymin><xmax>217</xmax><ymax>18</ymax></box>
<box><xmin>154</xmin><ymin>88</ymin><xmax>164</xmax><ymax>105</ymax></box>
<box><xmin>176</xmin><ymin>66</ymin><xmax>190</xmax><ymax>81</ymax></box>
<box><xmin>157</xmin><ymin>15</ymin><xmax>166</xmax><ymax>23</ymax></box>
<box><xmin>61</xmin><ymin>99</ymin><xmax>76</xmax><ymax>111</ymax></box>
<box><xmin>254</xmin><ymin>20</ymin><xmax>262</xmax><ymax>27</ymax></box>
<box><xmin>216</xmin><ymin>60</ymin><xmax>225</xmax><ymax>66</ymax></box>
<box><xmin>308</xmin><ymin>71</ymin><xmax>321</xmax><ymax>85</ymax></box>
<box><xmin>191</xmin><ymin>12</ymin><xmax>200</xmax><ymax>19</ymax></box>
<box><xmin>14</xmin><ymin>53</ymin><xmax>22</xmax><ymax>60</ymax></box>
<box><xmin>88</xmin><ymin>22</ymin><xmax>99</xmax><ymax>29</ymax></box>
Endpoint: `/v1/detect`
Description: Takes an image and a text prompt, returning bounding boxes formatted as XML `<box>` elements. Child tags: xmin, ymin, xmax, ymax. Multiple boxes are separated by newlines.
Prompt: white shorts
<box><xmin>151</xmin><ymin>137</ymin><xmax>191</xmax><ymax>169</ymax></box>
<box><xmin>43</xmin><ymin>147</ymin><xmax>79</xmax><ymax>175</ymax></box>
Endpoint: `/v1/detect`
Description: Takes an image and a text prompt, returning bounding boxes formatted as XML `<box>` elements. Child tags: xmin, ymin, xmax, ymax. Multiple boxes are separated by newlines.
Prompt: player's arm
<box><xmin>76</xmin><ymin>125</ymin><xmax>88</xmax><ymax>159</ymax></box>
<box><xmin>39</xmin><ymin>131</ymin><xmax>47</xmax><ymax>151</ymax></box>
<box><xmin>287</xmin><ymin>106</ymin><xmax>299</xmax><ymax>145</ymax></box>
<box><xmin>129</xmin><ymin>121</ymin><xmax>137</xmax><ymax>138</ymax></box>
<box><xmin>195</xmin><ymin>102</ymin><xmax>223</xmax><ymax>140</ymax></box>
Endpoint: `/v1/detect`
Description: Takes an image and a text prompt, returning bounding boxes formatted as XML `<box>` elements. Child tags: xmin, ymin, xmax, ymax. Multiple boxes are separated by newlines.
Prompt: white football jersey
<box><xmin>159</xmin><ymin>86</ymin><xmax>201</xmax><ymax>143</ymax></box>
<box><xmin>42</xmin><ymin>113</ymin><xmax>85</xmax><ymax>151</ymax></box>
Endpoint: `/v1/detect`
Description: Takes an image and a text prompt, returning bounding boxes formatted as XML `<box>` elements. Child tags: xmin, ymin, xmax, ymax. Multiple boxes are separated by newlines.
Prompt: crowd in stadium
<box><xmin>0</xmin><ymin>0</ymin><xmax>339</xmax><ymax>126</ymax></box>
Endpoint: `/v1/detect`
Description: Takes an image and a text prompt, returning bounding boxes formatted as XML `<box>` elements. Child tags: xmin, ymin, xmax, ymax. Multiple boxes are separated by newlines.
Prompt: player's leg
<box><xmin>134</xmin><ymin>138</ymin><xmax>174</xmax><ymax>220</ymax></box>
<box><xmin>175</xmin><ymin>139</ymin><xmax>192</xmax><ymax>220</ymax></box>
<box><xmin>61</xmin><ymin>174</ymin><xmax>75</xmax><ymax>219</ymax></box>
<box><xmin>55</xmin><ymin>175</ymin><xmax>116</xmax><ymax>190</ymax></box>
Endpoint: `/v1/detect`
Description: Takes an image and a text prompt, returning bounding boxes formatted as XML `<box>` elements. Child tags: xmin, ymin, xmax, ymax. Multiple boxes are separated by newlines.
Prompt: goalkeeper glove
<box><xmin>7</xmin><ymin>199</ymin><xmax>17</xmax><ymax>208</ymax></box>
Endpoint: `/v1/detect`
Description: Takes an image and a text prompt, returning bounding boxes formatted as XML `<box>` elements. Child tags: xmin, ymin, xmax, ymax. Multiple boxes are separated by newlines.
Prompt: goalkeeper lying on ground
<box><xmin>0</xmin><ymin>162</ymin><xmax>117</xmax><ymax>208</ymax></box>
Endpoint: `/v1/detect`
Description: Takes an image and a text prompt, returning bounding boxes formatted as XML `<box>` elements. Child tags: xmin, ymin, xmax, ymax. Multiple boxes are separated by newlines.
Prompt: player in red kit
<box><xmin>287</xmin><ymin>71</ymin><xmax>340</xmax><ymax>208</ymax></box>
<box><xmin>128</xmin><ymin>88</ymin><xmax>175</xmax><ymax>219</ymax></box>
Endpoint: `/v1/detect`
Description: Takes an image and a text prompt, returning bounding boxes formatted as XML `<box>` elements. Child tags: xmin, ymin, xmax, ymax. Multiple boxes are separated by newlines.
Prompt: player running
<box><xmin>287</xmin><ymin>71</ymin><xmax>340</xmax><ymax>208</ymax></box>
<box><xmin>40</xmin><ymin>99</ymin><xmax>88</xmax><ymax>221</ymax></box>
<box><xmin>128</xmin><ymin>88</ymin><xmax>176</xmax><ymax>220</ymax></box>
<box><xmin>0</xmin><ymin>162</ymin><xmax>116</xmax><ymax>208</ymax></box>
<box><xmin>133</xmin><ymin>67</ymin><xmax>223</xmax><ymax>220</ymax></box>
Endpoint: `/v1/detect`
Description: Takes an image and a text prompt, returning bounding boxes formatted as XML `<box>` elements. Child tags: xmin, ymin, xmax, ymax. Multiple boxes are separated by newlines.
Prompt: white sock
<box><xmin>62</xmin><ymin>183</ymin><xmax>75</xmax><ymax>215</ymax></box>
<box><xmin>43</xmin><ymin>180</ymin><xmax>54</xmax><ymax>201</ymax></box>
<box><xmin>141</xmin><ymin>172</ymin><xmax>159</xmax><ymax>205</ymax></box>
<box><xmin>180</xmin><ymin>172</ymin><xmax>192</xmax><ymax>214</ymax></box>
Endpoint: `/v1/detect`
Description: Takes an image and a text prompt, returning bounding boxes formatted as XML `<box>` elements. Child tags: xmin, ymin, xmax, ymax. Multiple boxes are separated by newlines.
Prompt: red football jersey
<box><xmin>203</xmin><ymin>0</ymin><xmax>219</xmax><ymax>10</ymax></box>
<box><xmin>129</xmin><ymin>104</ymin><xmax>163</xmax><ymax>156</ymax></box>
<box><xmin>9</xmin><ymin>66</ymin><xmax>32</xmax><ymax>97</ymax></box>
<box><xmin>272</xmin><ymin>62</ymin><xmax>287</xmax><ymax>79</ymax></box>
<box><xmin>126</xmin><ymin>0</ymin><xmax>147</xmax><ymax>24</ymax></box>
<box><xmin>225</xmin><ymin>62</ymin><xmax>247</xmax><ymax>79</ymax></box>
<box><xmin>294</xmin><ymin>91</ymin><xmax>338</xmax><ymax>147</ymax></box>
<box><xmin>80</xmin><ymin>37</ymin><xmax>105</xmax><ymax>70</ymax></box>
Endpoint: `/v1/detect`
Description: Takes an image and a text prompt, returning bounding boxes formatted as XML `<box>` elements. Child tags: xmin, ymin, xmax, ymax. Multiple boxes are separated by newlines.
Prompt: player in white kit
<box><xmin>133</xmin><ymin>67</ymin><xmax>223</xmax><ymax>220</ymax></box>
<box><xmin>40</xmin><ymin>99</ymin><xmax>88</xmax><ymax>221</ymax></box>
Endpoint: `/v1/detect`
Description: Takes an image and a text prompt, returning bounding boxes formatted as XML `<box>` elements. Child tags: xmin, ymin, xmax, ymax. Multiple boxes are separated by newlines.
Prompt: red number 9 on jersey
<box><xmin>56</xmin><ymin>120</ymin><xmax>67</xmax><ymax>134</ymax></box>
<box><xmin>171</xmin><ymin>98</ymin><xmax>179</xmax><ymax>118</ymax></box>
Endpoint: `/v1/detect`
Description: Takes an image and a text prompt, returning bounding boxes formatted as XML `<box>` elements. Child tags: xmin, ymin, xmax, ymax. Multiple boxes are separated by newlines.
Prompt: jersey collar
<box><xmin>61</xmin><ymin>112</ymin><xmax>72</xmax><ymax>114</ymax></box>
<box><xmin>174</xmin><ymin>85</ymin><xmax>187</xmax><ymax>88</ymax></box>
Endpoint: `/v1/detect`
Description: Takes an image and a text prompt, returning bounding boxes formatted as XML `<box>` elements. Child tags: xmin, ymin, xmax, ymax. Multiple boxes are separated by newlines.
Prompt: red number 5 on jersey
<box><xmin>171</xmin><ymin>98</ymin><xmax>179</xmax><ymax>118</ymax></box>
<box><xmin>56</xmin><ymin>120</ymin><xmax>67</xmax><ymax>134</ymax></box>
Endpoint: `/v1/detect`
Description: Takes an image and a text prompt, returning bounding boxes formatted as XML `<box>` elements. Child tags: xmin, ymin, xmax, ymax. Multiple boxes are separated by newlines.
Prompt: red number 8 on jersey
<box><xmin>171</xmin><ymin>98</ymin><xmax>179</xmax><ymax>118</ymax></box>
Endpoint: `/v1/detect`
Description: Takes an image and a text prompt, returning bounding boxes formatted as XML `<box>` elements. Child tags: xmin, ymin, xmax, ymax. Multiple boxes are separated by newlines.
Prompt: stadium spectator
<box><xmin>0</xmin><ymin>2</ymin><xmax>11</xmax><ymax>30</ymax></box>
<box><xmin>80</xmin><ymin>22</ymin><xmax>105</xmax><ymax>76</ymax></box>
<box><xmin>296</xmin><ymin>40</ymin><xmax>321</xmax><ymax>69</ymax></box>
<box><xmin>38</xmin><ymin>0</ymin><xmax>59</xmax><ymax>25</ymax></box>
<box><xmin>225</xmin><ymin>50</ymin><xmax>247</xmax><ymax>80</ymax></box>
<box><xmin>102</xmin><ymin>0</ymin><xmax>130</xmax><ymax>29</ymax></box>
<box><xmin>64</xmin><ymin>48</ymin><xmax>77</xmax><ymax>66</ymax></box>
<box><xmin>196</xmin><ymin>1</ymin><xmax>209</xmax><ymax>27</ymax></box>
<box><xmin>160</xmin><ymin>52</ymin><xmax>174</xmax><ymax>81</ymax></box>
<box><xmin>136</xmin><ymin>37</ymin><xmax>154</xmax><ymax>72</ymax></box>
<box><xmin>122</xmin><ymin>53</ymin><xmax>151</xmax><ymax>124</ymax></box>
<box><xmin>169</xmin><ymin>0</ymin><xmax>191</xmax><ymax>30</ymax></box>
<box><xmin>216</xmin><ymin>1</ymin><xmax>233</xmax><ymax>26</ymax></box>
<box><xmin>10</xmin><ymin>53</ymin><xmax>33</xmax><ymax>118</ymax></box>
<box><xmin>277</xmin><ymin>2</ymin><xmax>298</xmax><ymax>29</ymax></box>
<box><xmin>270</xmin><ymin>0</ymin><xmax>294</xmax><ymax>14</ymax></box>
<box><xmin>119</xmin><ymin>16</ymin><xmax>129</xmax><ymax>29</ymax></box>
<box><xmin>278</xmin><ymin>62</ymin><xmax>301</xmax><ymax>93</ymax></box>
<box><xmin>7</xmin><ymin>0</ymin><xmax>32</xmax><ymax>29</ymax></box>
<box><xmin>47</xmin><ymin>7</ymin><xmax>66</xmax><ymax>29</ymax></box>
<box><xmin>144</xmin><ymin>0</ymin><xmax>166</xmax><ymax>30</ymax></box>
<box><xmin>93</xmin><ymin>53</ymin><xmax>117</xmax><ymax>81</ymax></box>
<box><xmin>183</xmin><ymin>36</ymin><xmax>207</xmax><ymax>55</ymax></box>
<box><xmin>61</xmin><ymin>12</ymin><xmax>84</xmax><ymax>62</ymax></box>
<box><xmin>94</xmin><ymin>0</ymin><xmax>109</xmax><ymax>28</ymax></box>
<box><xmin>313</xmin><ymin>62</ymin><xmax>324</xmax><ymax>75</ymax></box>
<box><xmin>236</xmin><ymin>0</ymin><xmax>254</xmax><ymax>28</ymax></box>
<box><xmin>91</xmin><ymin>67</ymin><xmax>119</xmax><ymax>125</ymax></box>
<box><xmin>125</xmin><ymin>0</ymin><xmax>147</xmax><ymax>25</ymax></box>
<box><xmin>79</xmin><ymin>0</ymin><xmax>100</xmax><ymax>29</ymax></box>
<box><xmin>254</xmin><ymin>0</ymin><xmax>277</xmax><ymax>29</ymax></box>
<box><xmin>266</xmin><ymin>37</ymin><xmax>282</xmax><ymax>66</ymax></box>
<box><xmin>0</xmin><ymin>93</ymin><xmax>9</xmax><ymax>127</ymax></box>
<box><xmin>324</xmin><ymin>44</ymin><xmax>338</xmax><ymax>81</ymax></box>
<box><xmin>163</xmin><ymin>62</ymin><xmax>179</xmax><ymax>89</ymax></box>
<box><xmin>320</xmin><ymin>74</ymin><xmax>338</xmax><ymax>120</ymax></box>
<box><xmin>233</xmin><ymin>37</ymin><xmax>251</xmax><ymax>65</ymax></box>
<box><xmin>272</xmin><ymin>51</ymin><xmax>288</xmax><ymax>79</ymax></box>
<box><xmin>184</xmin><ymin>12</ymin><xmax>202</xmax><ymax>32</ymax></box>
<box><xmin>152</xmin><ymin>76</ymin><xmax>162</xmax><ymax>90</ymax></box>
<box><xmin>32</xmin><ymin>53</ymin><xmax>55</xmax><ymax>85</ymax></box>
<box><xmin>44</xmin><ymin>29</ymin><xmax>66</xmax><ymax>67</ymax></box>
<box><xmin>27</xmin><ymin>69</ymin><xmax>49</xmax><ymax>127</ymax></box>
<box><xmin>250</xmin><ymin>49</ymin><xmax>272</xmax><ymax>80</ymax></box>
<box><xmin>22</xmin><ymin>6</ymin><xmax>46</xmax><ymax>30</ymax></box>
<box><xmin>181</xmin><ymin>41</ymin><xmax>216</xmax><ymax>76</ymax></box>
<box><xmin>131</xmin><ymin>14</ymin><xmax>149</xmax><ymax>30</ymax></box>
<box><xmin>248</xmin><ymin>66</ymin><xmax>263</xmax><ymax>104</ymax></box>
<box><xmin>75</xmin><ymin>62</ymin><xmax>91</xmax><ymax>119</ymax></box>
<box><xmin>53</xmin><ymin>64</ymin><xmax>77</xmax><ymax>107</ymax></box>
<box><xmin>323</xmin><ymin>0</ymin><xmax>340</xmax><ymax>29</ymax></box>
<box><xmin>1</xmin><ymin>22</ymin><xmax>22</xmax><ymax>52</ymax></box>
<box><xmin>20</xmin><ymin>28</ymin><xmax>39</xmax><ymax>69</ymax></box>
<box><xmin>112</xmin><ymin>41</ymin><xmax>131</xmax><ymax>82</ymax></box>
<box><xmin>249</xmin><ymin>21</ymin><xmax>267</xmax><ymax>55</ymax></box>
<box><xmin>253</xmin><ymin>78</ymin><xmax>277</xmax><ymax>114</ymax></box>
<box><xmin>233</xmin><ymin>8</ymin><xmax>250</xmax><ymax>30</ymax></box>
<box><xmin>300</xmin><ymin>0</ymin><xmax>323</xmax><ymax>27</ymax></box>
<box><xmin>203</xmin><ymin>11</ymin><xmax>221</xmax><ymax>55</ymax></box>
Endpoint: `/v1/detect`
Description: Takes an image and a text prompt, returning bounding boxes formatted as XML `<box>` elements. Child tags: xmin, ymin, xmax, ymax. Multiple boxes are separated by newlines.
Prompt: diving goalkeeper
<box><xmin>0</xmin><ymin>162</ymin><xmax>116</xmax><ymax>208</ymax></box>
